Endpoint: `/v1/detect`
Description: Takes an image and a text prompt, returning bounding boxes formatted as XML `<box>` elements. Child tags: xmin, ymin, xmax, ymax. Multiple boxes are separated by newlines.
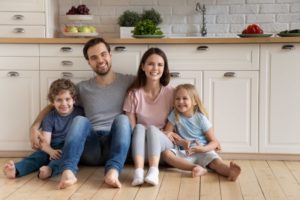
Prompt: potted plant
<box><xmin>132</xmin><ymin>19</ymin><xmax>164</xmax><ymax>37</ymax></box>
<box><xmin>141</xmin><ymin>8</ymin><xmax>162</xmax><ymax>26</ymax></box>
<box><xmin>118</xmin><ymin>10</ymin><xmax>140</xmax><ymax>38</ymax></box>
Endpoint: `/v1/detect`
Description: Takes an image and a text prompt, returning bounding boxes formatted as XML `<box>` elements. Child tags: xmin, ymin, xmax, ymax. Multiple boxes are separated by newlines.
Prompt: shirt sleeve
<box><xmin>200</xmin><ymin>114</ymin><xmax>212</xmax><ymax>133</ymax></box>
<box><xmin>41</xmin><ymin>112</ymin><xmax>54</xmax><ymax>133</ymax></box>
<box><xmin>123</xmin><ymin>91</ymin><xmax>137</xmax><ymax>113</ymax></box>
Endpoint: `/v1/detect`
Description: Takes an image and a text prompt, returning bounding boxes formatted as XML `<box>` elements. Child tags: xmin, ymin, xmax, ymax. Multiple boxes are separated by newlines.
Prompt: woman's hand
<box><xmin>164</xmin><ymin>131</ymin><xmax>182</xmax><ymax>143</ymax></box>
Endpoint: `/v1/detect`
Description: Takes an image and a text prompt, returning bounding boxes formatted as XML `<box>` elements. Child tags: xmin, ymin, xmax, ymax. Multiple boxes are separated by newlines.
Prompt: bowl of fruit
<box><xmin>66</xmin><ymin>4</ymin><xmax>93</xmax><ymax>20</ymax></box>
<box><xmin>63</xmin><ymin>25</ymin><xmax>98</xmax><ymax>37</ymax></box>
<box><xmin>238</xmin><ymin>24</ymin><xmax>272</xmax><ymax>38</ymax></box>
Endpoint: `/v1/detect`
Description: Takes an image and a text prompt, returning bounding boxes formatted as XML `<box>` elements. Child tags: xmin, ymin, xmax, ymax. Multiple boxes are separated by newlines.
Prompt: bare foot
<box><xmin>104</xmin><ymin>169</ymin><xmax>121</xmax><ymax>188</ymax></box>
<box><xmin>3</xmin><ymin>160</ymin><xmax>16</xmax><ymax>179</ymax></box>
<box><xmin>192</xmin><ymin>165</ymin><xmax>207</xmax><ymax>177</ymax></box>
<box><xmin>228</xmin><ymin>161</ymin><xmax>241</xmax><ymax>181</ymax></box>
<box><xmin>38</xmin><ymin>166</ymin><xmax>52</xmax><ymax>179</ymax></box>
<box><xmin>57</xmin><ymin>169</ymin><xmax>77</xmax><ymax>189</ymax></box>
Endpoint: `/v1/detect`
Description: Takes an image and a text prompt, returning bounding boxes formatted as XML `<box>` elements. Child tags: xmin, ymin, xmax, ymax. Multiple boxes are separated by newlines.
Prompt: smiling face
<box><xmin>174</xmin><ymin>87</ymin><xmax>196</xmax><ymax>117</ymax></box>
<box><xmin>87</xmin><ymin>42</ymin><xmax>112</xmax><ymax>76</ymax></box>
<box><xmin>52</xmin><ymin>90</ymin><xmax>75</xmax><ymax>116</ymax></box>
<box><xmin>142</xmin><ymin>54</ymin><xmax>165</xmax><ymax>82</ymax></box>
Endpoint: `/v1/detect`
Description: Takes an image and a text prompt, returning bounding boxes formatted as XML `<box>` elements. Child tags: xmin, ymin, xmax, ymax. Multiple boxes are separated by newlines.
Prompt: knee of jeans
<box><xmin>73</xmin><ymin>116</ymin><xmax>89</xmax><ymax>125</ymax></box>
<box><xmin>114</xmin><ymin>114</ymin><xmax>131</xmax><ymax>133</ymax></box>
<box><xmin>68</xmin><ymin>116</ymin><xmax>91</xmax><ymax>138</ymax></box>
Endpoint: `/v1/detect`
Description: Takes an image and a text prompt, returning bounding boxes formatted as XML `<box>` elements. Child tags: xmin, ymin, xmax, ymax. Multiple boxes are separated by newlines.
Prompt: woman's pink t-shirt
<box><xmin>123</xmin><ymin>85</ymin><xmax>174</xmax><ymax>129</ymax></box>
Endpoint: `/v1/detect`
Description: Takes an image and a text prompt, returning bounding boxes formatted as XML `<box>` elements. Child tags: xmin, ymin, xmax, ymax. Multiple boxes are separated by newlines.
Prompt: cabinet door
<box><xmin>204</xmin><ymin>71</ymin><xmax>259</xmax><ymax>152</ymax></box>
<box><xmin>40</xmin><ymin>71</ymin><xmax>94</xmax><ymax>108</ymax></box>
<box><xmin>111</xmin><ymin>45</ymin><xmax>148</xmax><ymax>75</ymax></box>
<box><xmin>0</xmin><ymin>71</ymin><xmax>39</xmax><ymax>150</ymax></box>
<box><xmin>260</xmin><ymin>44</ymin><xmax>300</xmax><ymax>153</ymax></box>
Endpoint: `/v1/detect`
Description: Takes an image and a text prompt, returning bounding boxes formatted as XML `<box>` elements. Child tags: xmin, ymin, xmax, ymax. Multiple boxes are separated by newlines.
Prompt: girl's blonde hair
<box><xmin>174</xmin><ymin>84</ymin><xmax>208</xmax><ymax>121</ymax></box>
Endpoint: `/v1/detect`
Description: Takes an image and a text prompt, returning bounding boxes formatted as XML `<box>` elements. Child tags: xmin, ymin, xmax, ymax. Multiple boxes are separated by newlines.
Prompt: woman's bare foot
<box><xmin>57</xmin><ymin>169</ymin><xmax>77</xmax><ymax>189</ymax></box>
<box><xmin>192</xmin><ymin>165</ymin><xmax>207</xmax><ymax>177</ymax></box>
<box><xmin>228</xmin><ymin>161</ymin><xmax>241</xmax><ymax>181</ymax></box>
<box><xmin>3</xmin><ymin>160</ymin><xmax>16</xmax><ymax>179</ymax></box>
<box><xmin>38</xmin><ymin>166</ymin><xmax>52</xmax><ymax>179</ymax></box>
<box><xmin>104</xmin><ymin>169</ymin><xmax>121</xmax><ymax>188</ymax></box>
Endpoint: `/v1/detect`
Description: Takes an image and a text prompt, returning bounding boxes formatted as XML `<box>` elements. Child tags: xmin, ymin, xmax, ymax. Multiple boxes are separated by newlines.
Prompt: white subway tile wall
<box><xmin>58</xmin><ymin>0</ymin><xmax>300</xmax><ymax>38</ymax></box>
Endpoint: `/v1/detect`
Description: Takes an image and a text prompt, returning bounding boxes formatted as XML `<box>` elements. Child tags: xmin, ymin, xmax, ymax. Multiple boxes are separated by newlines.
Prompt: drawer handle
<box><xmin>170</xmin><ymin>72</ymin><xmax>181</xmax><ymax>78</ymax></box>
<box><xmin>61</xmin><ymin>72</ymin><xmax>73</xmax><ymax>79</ymax></box>
<box><xmin>7</xmin><ymin>71</ymin><xmax>20</xmax><ymax>77</ymax></box>
<box><xmin>114</xmin><ymin>46</ymin><xmax>127</xmax><ymax>52</ymax></box>
<box><xmin>197</xmin><ymin>46</ymin><xmax>209</xmax><ymax>51</ymax></box>
<box><xmin>13</xmin><ymin>28</ymin><xmax>25</xmax><ymax>33</ymax></box>
<box><xmin>224</xmin><ymin>72</ymin><xmax>236</xmax><ymax>77</ymax></box>
<box><xmin>61</xmin><ymin>60</ymin><xmax>73</xmax><ymax>66</ymax></box>
<box><xmin>282</xmin><ymin>45</ymin><xmax>295</xmax><ymax>50</ymax></box>
<box><xmin>13</xmin><ymin>15</ymin><xmax>24</xmax><ymax>20</ymax></box>
<box><xmin>61</xmin><ymin>47</ymin><xmax>73</xmax><ymax>52</ymax></box>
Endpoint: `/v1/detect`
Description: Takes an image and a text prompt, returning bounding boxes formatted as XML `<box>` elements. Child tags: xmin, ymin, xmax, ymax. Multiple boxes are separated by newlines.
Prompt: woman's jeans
<box><xmin>60</xmin><ymin>114</ymin><xmax>131</xmax><ymax>175</ymax></box>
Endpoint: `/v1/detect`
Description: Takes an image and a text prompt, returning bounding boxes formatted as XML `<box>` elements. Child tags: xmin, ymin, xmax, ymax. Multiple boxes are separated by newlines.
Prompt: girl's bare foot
<box><xmin>57</xmin><ymin>169</ymin><xmax>77</xmax><ymax>189</ymax></box>
<box><xmin>38</xmin><ymin>166</ymin><xmax>52</xmax><ymax>179</ymax></box>
<box><xmin>104</xmin><ymin>169</ymin><xmax>121</xmax><ymax>188</ymax></box>
<box><xmin>3</xmin><ymin>160</ymin><xmax>16</xmax><ymax>179</ymax></box>
<box><xmin>228</xmin><ymin>161</ymin><xmax>241</xmax><ymax>181</ymax></box>
<box><xmin>192</xmin><ymin>165</ymin><xmax>207</xmax><ymax>177</ymax></box>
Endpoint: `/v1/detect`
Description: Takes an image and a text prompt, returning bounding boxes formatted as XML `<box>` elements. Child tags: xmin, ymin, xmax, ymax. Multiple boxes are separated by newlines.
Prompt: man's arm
<box><xmin>30</xmin><ymin>104</ymin><xmax>53</xmax><ymax>150</ymax></box>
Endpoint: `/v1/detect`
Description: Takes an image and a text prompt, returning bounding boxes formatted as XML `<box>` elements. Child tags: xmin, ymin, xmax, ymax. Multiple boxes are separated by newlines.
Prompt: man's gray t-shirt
<box><xmin>77</xmin><ymin>73</ymin><xmax>134</xmax><ymax>131</ymax></box>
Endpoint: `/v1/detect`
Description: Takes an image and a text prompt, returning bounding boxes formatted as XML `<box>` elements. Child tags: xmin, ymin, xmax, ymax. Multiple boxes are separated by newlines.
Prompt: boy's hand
<box><xmin>30</xmin><ymin>128</ymin><xmax>41</xmax><ymax>150</ymax></box>
<box><xmin>49</xmin><ymin>149</ymin><xmax>62</xmax><ymax>160</ymax></box>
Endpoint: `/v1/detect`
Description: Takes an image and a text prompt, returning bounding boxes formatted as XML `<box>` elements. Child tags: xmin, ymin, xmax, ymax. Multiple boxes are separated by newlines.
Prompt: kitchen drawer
<box><xmin>0</xmin><ymin>44</ymin><xmax>39</xmax><ymax>56</ymax></box>
<box><xmin>40</xmin><ymin>57</ymin><xmax>90</xmax><ymax>70</ymax></box>
<box><xmin>0</xmin><ymin>0</ymin><xmax>45</xmax><ymax>12</ymax></box>
<box><xmin>0</xmin><ymin>12</ymin><xmax>45</xmax><ymax>25</ymax></box>
<box><xmin>0</xmin><ymin>57</ymin><xmax>39</xmax><ymax>70</ymax></box>
<box><xmin>40</xmin><ymin>44</ymin><xmax>84</xmax><ymax>57</ymax></box>
<box><xmin>150</xmin><ymin>44</ymin><xmax>259</xmax><ymax>70</ymax></box>
<box><xmin>0</xmin><ymin>26</ymin><xmax>45</xmax><ymax>38</ymax></box>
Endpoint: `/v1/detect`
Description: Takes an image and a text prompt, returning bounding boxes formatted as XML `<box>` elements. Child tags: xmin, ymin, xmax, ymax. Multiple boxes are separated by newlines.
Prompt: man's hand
<box><xmin>30</xmin><ymin>128</ymin><xmax>41</xmax><ymax>150</ymax></box>
<box><xmin>49</xmin><ymin>149</ymin><xmax>62</xmax><ymax>160</ymax></box>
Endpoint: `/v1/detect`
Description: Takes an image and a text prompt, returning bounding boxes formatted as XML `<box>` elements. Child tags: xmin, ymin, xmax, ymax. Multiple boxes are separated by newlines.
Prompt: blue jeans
<box><xmin>15</xmin><ymin>141</ymin><xmax>63</xmax><ymax>177</ymax></box>
<box><xmin>60</xmin><ymin>114</ymin><xmax>131</xmax><ymax>175</ymax></box>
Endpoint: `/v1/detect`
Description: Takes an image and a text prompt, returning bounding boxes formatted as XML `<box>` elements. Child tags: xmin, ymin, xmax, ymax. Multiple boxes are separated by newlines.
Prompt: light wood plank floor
<box><xmin>1</xmin><ymin>158</ymin><xmax>300</xmax><ymax>200</ymax></box>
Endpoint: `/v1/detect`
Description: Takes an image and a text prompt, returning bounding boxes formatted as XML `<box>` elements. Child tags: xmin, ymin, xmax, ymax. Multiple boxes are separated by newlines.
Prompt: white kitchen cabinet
<box><xmin>152</xmin><ymin>44</ymin><xmax>259</xmax><ymax>153</ymax></box>
<box><xmin>0</xmin><ymin>44</ymin><xmax>39</xmax><ymax>151</ymax></box>
<box><xmin>260</xmin><ymin>44</ymin><xmax>300</xmax><ymax>154</ymax></box>
<box><xmin>0</xmin><ymin>0</ymin><xmax>58</xmax><ymax>38</ymax></box>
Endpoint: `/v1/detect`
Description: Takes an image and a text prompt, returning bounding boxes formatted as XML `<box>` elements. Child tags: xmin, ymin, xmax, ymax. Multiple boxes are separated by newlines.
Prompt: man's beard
<box><xmin>94</xmin><ymin>64</ymin><xmax>111</xmax><ymax>76</ymax></box>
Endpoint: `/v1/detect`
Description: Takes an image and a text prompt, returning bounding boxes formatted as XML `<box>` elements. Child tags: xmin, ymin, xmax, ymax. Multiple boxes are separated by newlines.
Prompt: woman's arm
<box><xmin>30</xmin><ymin>104</ymin><xmax>53</xmax><ymax>150</ymax></box>
<box><xmin>126</xmin><ymin>112</ymin><xmax>137</xmax><ymax>130</ymax></box>
<box><xmin>164</xmin><ymin>122</ymin><xmax>183</xmax><ymax>144</ymax></box>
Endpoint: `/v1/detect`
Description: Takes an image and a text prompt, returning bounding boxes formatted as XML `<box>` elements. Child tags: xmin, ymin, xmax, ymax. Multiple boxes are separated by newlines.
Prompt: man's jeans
<box><xmin>60</xmin><ymin>114</ymin><xmax>131</xmax><ymax>175</ymax></box>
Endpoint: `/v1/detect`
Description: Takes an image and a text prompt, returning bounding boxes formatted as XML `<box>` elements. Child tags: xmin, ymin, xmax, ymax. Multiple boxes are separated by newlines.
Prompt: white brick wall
<box><xmin>59</xmin><ymin>0</ymin><xmax>300</xmax><ymax>37</ymax></box>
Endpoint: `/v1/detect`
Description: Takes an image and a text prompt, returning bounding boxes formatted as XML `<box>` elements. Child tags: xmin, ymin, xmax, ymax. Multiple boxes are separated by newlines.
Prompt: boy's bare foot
<box><xmin>192</xmin><ymin>165</ymin><xmax>207</xmax><ymax>177</ymax></box>
<box><xmin>38</xmin><ymin>166</ymin><xmax>52</xmax><ymax>179</ymax></box>
<box><xmin>228</xmin><ymin>161</ymin><xmax>241</xmax><ymax>181</ymax></box>
<box><xmin>57</xmin><ymin>169</ymin><xmax>77</xmax><ymax>189</ymax></box>
<box><xmin>104</xmin><ymin>169</ymin><xmax>121</xmax><ymax>188</ymax></box>
<box><xmin>3</xmin><ymin>160</ymin><xmax>16</xmax><ymax>179</ymax></box>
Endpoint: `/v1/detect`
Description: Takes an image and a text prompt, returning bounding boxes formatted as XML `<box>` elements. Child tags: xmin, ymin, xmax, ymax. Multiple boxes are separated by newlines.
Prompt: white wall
<box><xmin>58</xmin><ymin>0</ymin><xmax>300</xmax><ymax>37</ymax></box>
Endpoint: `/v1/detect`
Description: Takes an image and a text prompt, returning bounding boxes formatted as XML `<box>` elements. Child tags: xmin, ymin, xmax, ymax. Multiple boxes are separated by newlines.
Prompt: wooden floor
<box><xmin>1</xmin><ymin>158</ymin><xmax>300</xmax><ymax>200</ymax></box>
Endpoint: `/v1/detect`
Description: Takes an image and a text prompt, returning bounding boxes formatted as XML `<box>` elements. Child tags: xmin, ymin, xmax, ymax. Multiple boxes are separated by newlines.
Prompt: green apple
<box><xmin>88</xmin><ymin>26</ymin><xmax>96</xmax><ymax>33</ymax></box>
<box><xmin>68</xmin><ymin>26</ymin><xmax>78</xmax><ymax>33</ymax></box>
<box><xmin>78</xmin><ymin>26</ymin><xmax>91</xmax><ymax>33</ymax></box>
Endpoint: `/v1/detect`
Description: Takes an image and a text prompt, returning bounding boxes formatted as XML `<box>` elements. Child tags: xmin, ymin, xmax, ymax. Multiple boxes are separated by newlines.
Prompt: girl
<box><xmin>163</xmin><ymin>84</ymin><xmax>241</xmax><ymax>181</ymax></box>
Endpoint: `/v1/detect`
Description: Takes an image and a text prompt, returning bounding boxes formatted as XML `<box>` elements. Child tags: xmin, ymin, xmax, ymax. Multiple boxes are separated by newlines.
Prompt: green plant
<box><xmin>118</xmin><ymin>10</ymin><xmax>141</xmax><ymax>27</ymax></box>
<box><xmin>132</xmin><ymin>19</ymin><xmax>163</xmax><ymax>35</ymax></box>
<box><xmin>141</xmin><ymin>8</ymin><xmax>162</xmax><ymax>26</ymax></box>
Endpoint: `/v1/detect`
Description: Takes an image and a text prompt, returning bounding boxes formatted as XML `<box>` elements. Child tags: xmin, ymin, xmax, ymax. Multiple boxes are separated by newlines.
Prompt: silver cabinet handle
<box><xmin>61</xmin><ymin>47</ymin><xmax>73</xmax><ymax>52</ymax></box>
<box><xmin>13</xmin><ymin>28</ymin><xmax>25</xmax><ymax>33</ymax></box>
<box><xmin>282</xmin><ymin>45</ymin><xmax>295</xmax><ymax>50</ymax></box>
<box><xmin>170</xmin><ymin>72</ymin><xmax>181</xmax><ymax>78</ymax></box>
<box><xmin>197</xmin><ymin>46</ymin><xmax>209</xmax><ymax>51</ymax></box>
<box><xmin>224</xmin><ymin>72</ymin><xmax>236</xmax><ymax>77</ymax></box>
<box><xmin>61</xmin><ymin>60</ymin><xmax>73</xmax><ymax>66</ymax></box>
<box><xmin>114</xmin><ymin>46</ymin><xmax>127</xmax><ymax>52</ymax></box>
<box><xmin>7</xmin><ymin>71</ymin><xmax>20</xmax><ymax>77</ymax></box>
<box><xmin>13</xmin><ymin>14</ymin><xmax>24</xmax><ymax>20</ymax></box>
<box><xmin>61</xmin><ymin>72</ymin><xmax>73</xmax><ymax>79</ymax></box>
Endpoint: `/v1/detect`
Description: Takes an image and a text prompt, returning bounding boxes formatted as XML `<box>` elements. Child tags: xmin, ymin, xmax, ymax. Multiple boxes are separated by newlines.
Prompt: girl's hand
<box><xmin>49</xmin><ymin>149</ymin><xmax>62</xmax><ymax>160</ymax></box>
<box><xmin>186</xmin><ymin>141</ymin><xmax>207</xmax><ymax>155</ymax></box>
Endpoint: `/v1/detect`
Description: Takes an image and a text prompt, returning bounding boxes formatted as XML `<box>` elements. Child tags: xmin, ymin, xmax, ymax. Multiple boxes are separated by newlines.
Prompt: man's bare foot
<box><xmin>228</xmin><ymin>161</ymin><xmax>241</xmax><ymax>181</ymax></box>
<box><xmin>192</xmin><ymin>165</ymin><xmax>207</xmax><ymax>177</ymax></box>
<box><xmin>104</xmin><ymin>169</ymin><xmax>121</xmax><ymax>188</ymax></box>
<box><xmin>57</xmin><ymin>169</ymin><xmax>77</xmax><ymax>189</ymax></box>
<box><xmin>3</xmin><ymin>160</ymin><xmax>16</xmax><ymax>179</ymax></box>
<box><xmin>38</xmin><ymin>166</ymin><xmax>52</xmax><ymax>179</ymax></box>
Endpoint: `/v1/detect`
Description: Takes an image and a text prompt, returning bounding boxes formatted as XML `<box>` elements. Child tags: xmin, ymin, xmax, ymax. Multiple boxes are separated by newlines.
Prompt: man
<box><xmin>30</xmin><ymin>38</ymin><xmax>134</xmax><ymax>189</ymax></box>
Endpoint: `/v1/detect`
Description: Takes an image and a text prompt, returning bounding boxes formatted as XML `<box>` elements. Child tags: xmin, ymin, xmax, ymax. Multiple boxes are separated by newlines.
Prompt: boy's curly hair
<box><xmin>47</xmin><ymin>79</ymin><xmax>77</xmax><ymax>103</ymax></box>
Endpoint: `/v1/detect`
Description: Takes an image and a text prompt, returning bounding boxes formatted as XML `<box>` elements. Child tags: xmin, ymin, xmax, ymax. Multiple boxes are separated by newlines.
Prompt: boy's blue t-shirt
<box><xmin>41</xmin><ymin>106</ymin><xmax>84</xmax><ymax>143</ymax></box>
<box><xmin>167</xmin><ymin>110</ymin><xmax>212</xmax><ymax>145</ymax></box>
